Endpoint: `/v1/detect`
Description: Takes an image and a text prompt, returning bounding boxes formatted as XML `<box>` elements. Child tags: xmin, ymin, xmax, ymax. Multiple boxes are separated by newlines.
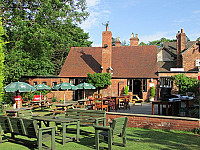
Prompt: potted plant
<box><xmin>149</xmin><ymin>86</ymin><xmax>155</xmax><ymax>101</ymax></box>
<box><xmin>124</xmin><ymin>85</ymin><xmax>129</xmax><ymax>95</ymax></box>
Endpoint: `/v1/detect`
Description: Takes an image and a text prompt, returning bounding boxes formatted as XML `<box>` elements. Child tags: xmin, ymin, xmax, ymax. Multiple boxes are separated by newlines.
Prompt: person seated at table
<box><xmin>14</xmin><ymin>95</ymin><xmax>23</xmax><ymax>108</ymax></box>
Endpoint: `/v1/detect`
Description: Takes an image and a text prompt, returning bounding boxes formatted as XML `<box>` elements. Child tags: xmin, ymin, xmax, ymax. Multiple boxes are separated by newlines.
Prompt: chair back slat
<box><xmin>9</xmin><ymin>117</ymin><xmax>24</xmax><ymax>135</ymax></box>
<box><xmin>21</xmin><ymin>118</ymin><xmax>38</xmax><ymax>138</ymax></box>
<box><xmin>111</xmin><ymin>117</ymin><xmax>128</xmax><ymax>136</ymax></box>
<box><xmin>0</xmin><ymin>116</ymin><xmax>12</xmax><ymax>132</ymax></box>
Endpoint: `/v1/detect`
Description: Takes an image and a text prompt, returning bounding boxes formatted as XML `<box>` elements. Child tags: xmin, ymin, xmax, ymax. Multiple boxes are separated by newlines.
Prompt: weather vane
<box><xmin>102</xmin><ymin>21</ymin><xmax>109</xmax><ymax>31</ymax></box>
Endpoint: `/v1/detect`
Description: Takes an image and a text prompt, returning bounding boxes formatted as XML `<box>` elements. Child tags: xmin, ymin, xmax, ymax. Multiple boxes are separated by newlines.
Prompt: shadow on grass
<box><xmin>2</xmin><ymin>135</ymin><xmax>38</xmax><ymax>150</ymax></box>
<box><xmin>126</xmin><ymin>128</ymin><xmax>200</xmax><ymax>150</ymax></box>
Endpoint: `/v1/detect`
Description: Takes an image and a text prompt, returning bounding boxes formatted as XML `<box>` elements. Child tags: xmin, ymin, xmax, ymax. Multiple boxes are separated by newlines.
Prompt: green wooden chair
<box><xmin>0</xmin><ymin>116</ymin><xmax>56</xmax><ymax>150</ymax></box>
<box><xmin>93</xmin><ymin>117</ymin><xmax>128</xmax><ymax>150</ymax></box>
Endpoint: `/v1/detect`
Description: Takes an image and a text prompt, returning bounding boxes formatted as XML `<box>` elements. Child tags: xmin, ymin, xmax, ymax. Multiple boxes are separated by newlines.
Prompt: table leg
<box><xmin>172</xmin><ymin>103</ymin><xmax>174</xmax><ymax>116</ymax></box>
<box><xmin>76</xmin><ymin>120</ymin><xmax>80</xmax><ymax>142</ymax></box>
<box><xmin>62</xmin><ymin>122</ymin><xmax>66</xmax><ymax>145</ymax></box>
<box><xmin>152</xmin><ymin>103</ymin><xmax>154</xmax><ymax>115</ymax></box>
<box><xmin>166</xmin><ymin>104</ymin><xmax>169</xmax><ymax>115</ymax></box>
<box><xmin>186</xmin><ymin>101</ymin><xmax>189</xmax><ymax>116</ymax></box>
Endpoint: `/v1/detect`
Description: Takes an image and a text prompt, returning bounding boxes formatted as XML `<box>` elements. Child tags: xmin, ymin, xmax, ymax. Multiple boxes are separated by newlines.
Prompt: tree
<box><xmin>139</xmin><ymin>42</ymin><xmax>147</xmax><ymax>46</ymax></box>
<box><xmin>139</xmin><ymin>38</ymin><xmax>176</xmax><ymax>47</ymax></box>
<box><xmin>0</xmin><ymin>18</ymin><xmax>5</xmax><ymax>102</ymax></box>
<box><xmin>2</xmin><ymin>0</ymin><xmax>92</xmax><ymax>84</ymax></box>
<box><xmin>87</xmin><ymin>73</ymin><xmax>112</xmax><ymax>93</ymax></box>
<box><xmin>171</xmin><ymin>74</ymin><xmax>198</xmax><ymax>94</ymax></box>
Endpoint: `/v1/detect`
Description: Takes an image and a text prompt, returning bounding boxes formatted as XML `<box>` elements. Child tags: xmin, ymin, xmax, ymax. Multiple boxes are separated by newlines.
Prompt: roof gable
<box><xmin>59</xmin><ymin>45</ymin><xmax>158</xmax><ymax>78</ymax></box>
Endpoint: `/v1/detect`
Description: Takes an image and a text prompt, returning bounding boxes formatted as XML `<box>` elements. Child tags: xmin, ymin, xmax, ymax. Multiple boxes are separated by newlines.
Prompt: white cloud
<box><xmin>79</xmin><ymin>0</ymin><xmax>110</xmax><ymax>31</ymax></box>
<box><xmin>86</xmin><ymin>0</ymin><xmax>100</xmax><ymax>7</ymax></box>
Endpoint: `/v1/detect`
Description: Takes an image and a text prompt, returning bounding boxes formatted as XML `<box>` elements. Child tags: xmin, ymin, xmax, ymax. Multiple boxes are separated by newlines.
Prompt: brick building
<box><xmin>157</xmin><ymin>29</ymin><xmax>200</xmax><ymax>93</ymax></box>
<box><xmin>23</xmin><ymin>27</ymin><xmax>158</xmax><ymax>101</ymax></box>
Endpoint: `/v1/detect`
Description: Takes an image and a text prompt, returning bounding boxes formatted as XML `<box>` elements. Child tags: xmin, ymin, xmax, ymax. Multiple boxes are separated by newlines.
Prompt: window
<box><xmin>33</xmin><ymin>82</ymin><xmax>37</xmax><ymax>86</ymax></box>
<box><xmin>127</xmin><ymin>79</ymin><xmax>132</xmax><ymax>92</ymax></box>
<box><xmin>69</xmin><ymin>79</ymin><xmax>75</xmax><ymax>85</ymax></box>
<box><xmin>160</xmin><ymin>77</ymin><xmax>173</xmax><ymax>87</ymax></box>
<box><xmin>42</xmin><ymin>82</ymin><xmax>47</xmax><ymax>85</ymax></box>
<box><xmin>142</xmin><ymin>79</ymin><xmax>147</xmax><ymax>92</ymax></box>
<box><xmin>52</xmin><ymin>82</ymin><xmax>57</xmax><ymax>87</ymax></box>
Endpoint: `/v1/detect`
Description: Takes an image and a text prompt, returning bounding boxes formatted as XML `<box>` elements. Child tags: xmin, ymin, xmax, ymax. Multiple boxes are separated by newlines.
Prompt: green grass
<box><xmin>0</xmin><ymin>106</ymin><xmax>200</xmax><ymax>149</ymax></box>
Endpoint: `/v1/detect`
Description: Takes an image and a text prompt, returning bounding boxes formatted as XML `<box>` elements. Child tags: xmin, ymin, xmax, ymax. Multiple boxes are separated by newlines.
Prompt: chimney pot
<box><xmin>130</xmin><ymin>33</ymin><xmax>139</xmax><ymax>46</ymax></box>
<box><xmin>181</xmin><ymin>29</ymin><xmax>184</xmax><ymax>33</ymax></box>
<box><xmin>131</xmin><ymin>33</ymin><xmax>134</xmax><ymax>38</ymax></box>
<box><xmin>115</xmin><ymin>36</ymin><xmax>121</xmax><ymax>47</ymax></box>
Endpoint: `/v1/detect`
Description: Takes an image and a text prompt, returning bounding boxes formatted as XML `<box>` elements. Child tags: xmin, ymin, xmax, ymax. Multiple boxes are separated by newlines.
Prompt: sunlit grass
<box><xmin>0</xmin><ymin>106</ymin><xmax>200</xmax><ymax>149</ymax></box>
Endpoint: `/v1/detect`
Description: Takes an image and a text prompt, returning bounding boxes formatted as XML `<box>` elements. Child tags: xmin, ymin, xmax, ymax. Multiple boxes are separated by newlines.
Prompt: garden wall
<box><xmin>106</xmin><ymin>112</ymin><xmax>200</xmax><ymax>131</ymax></box>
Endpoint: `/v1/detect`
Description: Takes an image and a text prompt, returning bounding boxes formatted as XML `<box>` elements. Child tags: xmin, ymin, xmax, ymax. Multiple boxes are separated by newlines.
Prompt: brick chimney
<box><xmin>102</xmin><ymin>25</ymin><xmax>112</xmax><ymax>73</ymax></box>
<box><xmin>130</xmin><ymin>33</ymin><xmax>139</xmax><ymax>46</ymax></box>
<box><xmin>176</xmin><ymin>29</ymin><xmax>186</xmax><ymax>68</ymax></box>
<box><xmin>115</xmin><ymin>36</ymin><xmax>121</xmax><ymax>47</ymax></box>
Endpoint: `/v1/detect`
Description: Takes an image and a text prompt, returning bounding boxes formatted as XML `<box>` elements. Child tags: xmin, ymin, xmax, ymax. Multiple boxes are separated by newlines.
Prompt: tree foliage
<box><xmin>171</xmin><ymin>74</ymin><xmax>198</xmax><ymax>94</ymax></box>
<box><xmin>0</xmin><ymin>18</ymin><xmax>5</xmax><ymax>102</ymax></box>
<box><xmin>2</xmin><ymin>0</ymin><xmax>92</xmax><ymax>84</ymax></box>
<box><xmin>87</xmin><ymin>73</ymin><xmax>112</xmax><ymax>89</ymax></box>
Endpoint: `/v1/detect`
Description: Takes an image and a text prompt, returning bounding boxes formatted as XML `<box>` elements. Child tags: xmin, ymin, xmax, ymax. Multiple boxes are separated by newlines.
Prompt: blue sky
<box><xmin>79</xmin><ymin>0</ymin><xmax>200</xmax><ymax>47</ymax></box>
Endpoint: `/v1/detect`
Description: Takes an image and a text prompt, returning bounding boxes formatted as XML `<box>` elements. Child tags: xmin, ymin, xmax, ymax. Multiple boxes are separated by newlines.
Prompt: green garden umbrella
<box><xmin>4</xmin><ymin>81</ymin><xmax>36</xmax><ymax>93</ymax></box>
<box><xmin>52</xmin><ymin>82</ymin><xmax>77</xmax><ymax>104</ymax></box>
<box><xmin>76</xmin><ymin>82</ymin><xmax>96</xmax><ymax>100</ymax></box>
<box><xmin>34</xmin><ymin>84</ymin><xmax>51</xmax><ymax>91</ymax></box>
<box><xmin>34</xmin><ymin>84</ymin><xmax>51</xmax><ymax>101</ymax></box>
<box><xmin>4</xmin><ymin>81</ymin><xmax>36</xmax><ymax>108</ymax></box>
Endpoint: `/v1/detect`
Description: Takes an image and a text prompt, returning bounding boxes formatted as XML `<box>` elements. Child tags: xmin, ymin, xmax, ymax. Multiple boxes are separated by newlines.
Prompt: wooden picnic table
<box><xmin>152</xmin><ymin>98</ymin><xmax>194</xmax><ymax>116</ymax></box>
<box><xmin>5</xmin><ymin>107</ymin><xmax>32</xmax><ymax>117</ymax></box>
<box><xmin>52</xmin><ymin>103</ymin><xmax>74</xmax><ymax>115</ymax></box>
<box><xmin>111</xmin><ymin>96</ymin><xmax>129</xmax><ymax>110</ymax></box>
<box><xmin>31</xmin><ymin>100</ymin><xmax>47</xmax><ymax>110</ymax></box>
<box><xmin>32</xmin><ymin>116</ymin><xmax>80</xmax><ymax>145</ymax></box>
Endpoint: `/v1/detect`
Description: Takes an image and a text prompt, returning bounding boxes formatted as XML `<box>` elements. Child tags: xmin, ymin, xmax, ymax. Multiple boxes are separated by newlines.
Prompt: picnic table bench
<box><xmin>5</xmin><ymin>108</ymin><xmax>39</xmax><ymax>118</ymax></box>
<box><xmin>65</xmin><ymin>109</ymin><xmax>106</xmax><ymax>126</ymax></box>
<box><xmin>0</xmin><ymin>115</ymin><xmax>56</xmax><ymax>150</ymax></box>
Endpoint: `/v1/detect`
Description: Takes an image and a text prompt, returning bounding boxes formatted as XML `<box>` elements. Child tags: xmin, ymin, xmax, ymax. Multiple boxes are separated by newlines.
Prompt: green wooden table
<box><xmin>32</xmin><ymin>116</ymin><xmax>80</xmax><ymax>145</ymax></box>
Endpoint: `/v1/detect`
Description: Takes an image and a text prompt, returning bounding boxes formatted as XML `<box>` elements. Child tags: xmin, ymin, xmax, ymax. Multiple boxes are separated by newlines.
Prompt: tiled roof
<box><xmin>59</xmin><ymin>45</ymin><xmax>158</xmax><ymax>78</ymax></box>
<box><xmin>157</xmin><ymin>61</ymin><xmax>177</xmax><ymax>72</ymax></box>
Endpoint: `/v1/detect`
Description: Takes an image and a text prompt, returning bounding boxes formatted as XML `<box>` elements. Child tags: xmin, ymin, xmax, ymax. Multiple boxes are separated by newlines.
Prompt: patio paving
<box><xmin>114</xmin><ymin>102</ymin><xmax>158</xmax><ymax>115</ymax></box>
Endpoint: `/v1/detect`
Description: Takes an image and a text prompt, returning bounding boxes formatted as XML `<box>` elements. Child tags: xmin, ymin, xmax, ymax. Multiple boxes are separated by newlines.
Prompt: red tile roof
<box><xmin>59</xmin><ymin>45</ymin><xmax>158</xmax><ymax>78</ymax></box>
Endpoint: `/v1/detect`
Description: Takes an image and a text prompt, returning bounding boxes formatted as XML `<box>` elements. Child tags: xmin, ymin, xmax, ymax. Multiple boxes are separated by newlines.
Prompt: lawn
<box><xmin>0</xmin><ymin>106</ymin><xmax>200</xmax><ymax>150</ymax></box>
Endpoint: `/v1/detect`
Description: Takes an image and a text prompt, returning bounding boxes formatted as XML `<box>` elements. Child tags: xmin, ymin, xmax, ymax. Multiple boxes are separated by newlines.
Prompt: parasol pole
<box><xmin>84</xmin><ymin>89</ymin><xmax>85</xmax><ymax>100</ymax></box>
<box><xmin>64</xmin><ymin>93</ymin><xmax>65</xmax><ymax>104</ymax></box>
<box><xmin>40</xmin><ymin>92</ymin><xmax>42</xmax><ymax>101</ymax></box>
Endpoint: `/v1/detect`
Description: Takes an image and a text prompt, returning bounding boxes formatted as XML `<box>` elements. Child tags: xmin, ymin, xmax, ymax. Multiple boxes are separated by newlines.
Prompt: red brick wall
<box><xmin>107</xmin><ymin>112</ymin><xmax>200</xmax><ymax>131</ymax></box>
<box><xmin>22</xmin><ymin>77</ymin><xmax>69</xmax><ymax>87</ymax></box>
<box><xmin>183</xmin><ymin>44</ymin><xmax>200</xmax><ymax>71</ymax></box>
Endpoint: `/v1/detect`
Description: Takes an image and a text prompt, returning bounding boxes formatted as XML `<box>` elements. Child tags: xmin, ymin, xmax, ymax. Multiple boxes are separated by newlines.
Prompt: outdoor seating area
<box><xmin>0</xmin><ymin>104</ymin><xmax>200</xmax><ymax>150</ymax></box>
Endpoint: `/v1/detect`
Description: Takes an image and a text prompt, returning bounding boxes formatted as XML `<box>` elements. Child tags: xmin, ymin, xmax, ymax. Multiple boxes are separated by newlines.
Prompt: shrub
<box><xmin>150</xmin><ymin>86</ymin><xmax>155</xmax><ymax>97</ymax></box>
<box><xmin>124</xmin><ymin>85</ymin><xmax>129</xmax><ymax>95</ymax></box>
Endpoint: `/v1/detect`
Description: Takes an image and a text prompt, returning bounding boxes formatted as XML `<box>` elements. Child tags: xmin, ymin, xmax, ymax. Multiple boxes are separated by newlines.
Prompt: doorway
<box><xmin>128</xmin><ymin>79</ymin><xmax>143</xmax><ymax>98</ymax></box>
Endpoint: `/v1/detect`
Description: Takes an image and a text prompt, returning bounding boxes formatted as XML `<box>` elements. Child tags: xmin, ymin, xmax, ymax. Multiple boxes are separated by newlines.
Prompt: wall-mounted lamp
<box><xmin>103</xmin><ymin>44</ymin><xmax>108</xmax><ymax>48</ymax></box>
<box><xmin>109</xmin><ymin>66</ymin><xmax>113</xmax><ymax>71</ymax></box>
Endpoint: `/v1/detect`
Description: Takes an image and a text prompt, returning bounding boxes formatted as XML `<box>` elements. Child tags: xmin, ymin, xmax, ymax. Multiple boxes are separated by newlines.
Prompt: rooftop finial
<box><xmin>102</xmin><ymin>21</ymin><xmax>109</xmax><ymax>31</ymax></box>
